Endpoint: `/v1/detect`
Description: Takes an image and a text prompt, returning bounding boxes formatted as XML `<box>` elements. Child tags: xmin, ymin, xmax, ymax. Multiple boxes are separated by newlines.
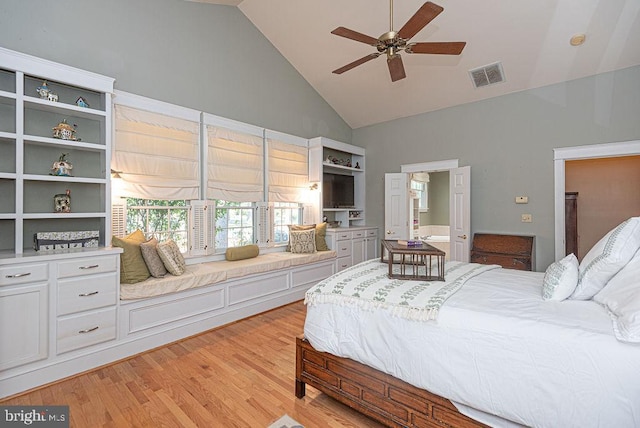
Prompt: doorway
<box><xmin>385</xmin><ymin>159</ymin><xmax>471</xmax><ymax>262</ymax></box>
<box><xmin>553</xmin><ymin>140</ymin><xmax>640</xmax><ymax>261</ymax></box>
<box><xmin>565</xmin><ymin>155</ymin><xmax>640</xmax><ymax>261</ymax></box>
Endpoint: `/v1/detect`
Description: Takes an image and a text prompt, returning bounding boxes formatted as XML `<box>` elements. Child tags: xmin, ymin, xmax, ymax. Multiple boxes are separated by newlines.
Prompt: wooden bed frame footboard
<box><xmin>295</xmin><ymin>336</ymin><xmax>488</xmax><ymax>428</ymax></box>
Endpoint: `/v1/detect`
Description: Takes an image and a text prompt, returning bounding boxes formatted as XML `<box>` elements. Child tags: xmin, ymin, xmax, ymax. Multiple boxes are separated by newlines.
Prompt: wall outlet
<box><xmin>515</xmin><ymin>196</ymin><xmax>528</xmax><ymax>204</ymax></box>
<box><xmin>521</xmin><ymin>214</ymin><xmax>532</xmax><ymax>223</ymax></box>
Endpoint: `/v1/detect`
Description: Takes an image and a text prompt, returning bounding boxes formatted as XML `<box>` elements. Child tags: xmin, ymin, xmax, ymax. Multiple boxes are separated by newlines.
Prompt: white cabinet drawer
<box><xmin>57</xmin><ymin>273</ymin><xmax>117</xmax><ymax>316</ymax></box>
<box><xmin>336</xmin><ymin>241</ymin><xmax>352</xmax><ymax>258</ymax></box>
<box><xmin>335</xmin><ymin>231</ymin><xmax>352</xmax><ymax>241</ymax></box>
<box><xmin>336</xmin><ymin>256</ymin><xmax>352</xmax><ymax>272</ymax></box>
<box><xmin>353</xmin><ymin>230</ymin><xmax>365</xmax><ymax>238</ymax></box>
<box><xmin>57</xmin><ymin>307</ymin><xmax>116</xmax><ymax>354</ymax></box>
<box><xmin>57</xmin><ymin>256</ymin><xmax>117</xmax><ymax>279</ymax></box>
<box><xmin>0</xmin><ymin>263</ymin><xmax>48</xmax><ymax>286</ymax></box>
<box><xmin>366</xmin><ymin>229</ymin><xmax>378</xmax><ymax>238</ymax></box>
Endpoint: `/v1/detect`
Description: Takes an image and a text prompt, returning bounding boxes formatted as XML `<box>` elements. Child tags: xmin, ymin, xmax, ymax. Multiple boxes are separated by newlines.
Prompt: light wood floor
<box><xmin>1</xmin><ymin>301</ymin><xmax>384</xmax><ymax>427</ymax></box>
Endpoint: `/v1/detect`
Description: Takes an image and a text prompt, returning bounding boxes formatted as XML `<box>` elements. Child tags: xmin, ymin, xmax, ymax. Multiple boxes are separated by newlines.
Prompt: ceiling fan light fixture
<box><xmin>330</xmin><ymin>1</ymin><xmax>466</xmax><ymax>82</ymax></box>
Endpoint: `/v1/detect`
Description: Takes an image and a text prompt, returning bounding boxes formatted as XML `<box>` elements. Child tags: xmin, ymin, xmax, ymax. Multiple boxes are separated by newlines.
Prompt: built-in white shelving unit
<box><xmin>308</xmin><ymin>136</ymin><xmax>366</xmax><ymax>227</ymax></box>
<box><xmin>0</xmin><ymin>47</ymin><xmax>114</xmax><ymax>254</ymax></box>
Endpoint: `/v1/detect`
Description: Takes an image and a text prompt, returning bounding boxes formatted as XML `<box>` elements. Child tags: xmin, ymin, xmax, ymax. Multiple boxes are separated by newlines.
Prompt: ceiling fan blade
<box><xmin>397</xmin><ymin>2</ymin><xmax>444</xmax><ymax>41</ymax></box>
<box><xmin>331</xmin><ymin>27</ymin><xmax>379</xmax><ymax>46</ymax></box>
<box><xmin>333</xmin><ymin>53</ymin><xmax>381</xmax><ymax>75</ymax></box>
<box><xmin>407</xmin><ymin>41</ymin><xmax>466</xmax><ymax>55</ymax></box>
<box><xmin>387</xmin><ymin>55</ymin><xmax>406</xmax><ymax>82</ymax></box>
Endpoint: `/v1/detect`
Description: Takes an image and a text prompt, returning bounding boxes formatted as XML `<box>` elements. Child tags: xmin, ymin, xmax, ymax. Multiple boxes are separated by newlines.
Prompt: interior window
<box><xmin>411</xmin><ymin>180</ymin><xmax>428</xmax><ymax>211</ymax></box>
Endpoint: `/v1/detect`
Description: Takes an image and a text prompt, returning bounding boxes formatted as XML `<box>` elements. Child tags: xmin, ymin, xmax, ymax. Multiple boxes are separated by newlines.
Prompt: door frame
<box><xmin>401</xmin><ymin>159</ymin><xmax>459</xmax><ymax>174</ymax></box>
<box><xmin>400</xmin><ymin>159</ymin><xmax>470</xmax><ymax>261</ymax></box>
<box><xmin>553</xmin><ymin>139</ymin><xmax>640</xmax><ymax>261</ymax></box>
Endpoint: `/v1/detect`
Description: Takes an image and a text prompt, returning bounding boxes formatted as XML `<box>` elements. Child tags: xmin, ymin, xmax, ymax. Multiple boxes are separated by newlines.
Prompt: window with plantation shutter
<box><xmin>111</xmin><ymin>201</ymin><xmax>127</xmax><ymax>238</ymax></box>
<box><xmin>189</xmin><ymin>200</ymin><xmax>216</xmax><ymax>255</ymax></box>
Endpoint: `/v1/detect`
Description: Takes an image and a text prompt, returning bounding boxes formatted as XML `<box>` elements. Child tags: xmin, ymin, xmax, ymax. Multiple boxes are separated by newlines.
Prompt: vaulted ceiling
<box><xmin>190</xmin><ymin>0</ymin><xmax>640</xmax><ymax>129</ymax></box>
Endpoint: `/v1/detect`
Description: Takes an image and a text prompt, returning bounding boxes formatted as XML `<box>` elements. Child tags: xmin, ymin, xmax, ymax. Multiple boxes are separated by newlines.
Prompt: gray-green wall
<box><xmin>355</xmin><ymin>65</ymin><xmax>640</xmax><ymax>271</ymax></box>
<box><xmin>420</xmin><ymin>171</ymin><xmax>449</xmax><ymax>226</ymax></box>
<box><xmin>0</xmin><ymin>0</ymin><xmax>351</xmax><ymax>142</ymax></box>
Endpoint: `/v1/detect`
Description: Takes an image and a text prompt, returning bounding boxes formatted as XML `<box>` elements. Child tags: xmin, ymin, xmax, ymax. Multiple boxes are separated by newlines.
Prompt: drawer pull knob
<box><xmin>79</xmin><ymin>326</ymin><xmax>99</xmax><ymax>334</ymax></box>
<box><xmin>79</xmin><ymin>291</ymin><xmax>99</xmax><ymax>297</ymax></box>
<box><xmin>341</xmin><ymin>247</ymin><xmax>347</xmax><ymax>251</ymax></box>
<box><xmin>5</xmin><ymin>272</ymin><xmax>31</xmax><ymax>278</ymax></box>
<box><xmin>79</xmin><ymin>264</ymin><xmax>99</xmax><ymax>270</ymax></box>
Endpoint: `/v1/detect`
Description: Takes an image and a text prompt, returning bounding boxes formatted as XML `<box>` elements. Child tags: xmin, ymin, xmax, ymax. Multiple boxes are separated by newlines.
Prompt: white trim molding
<box><xmin>553</xmin><ymin>140</ymin><xmax>640</xmax><ymax>261</ymax></box>
<box><xmin>400</xmin><ymin>159</ymin><xmax>459</xmax><ymax>173</ymax></box>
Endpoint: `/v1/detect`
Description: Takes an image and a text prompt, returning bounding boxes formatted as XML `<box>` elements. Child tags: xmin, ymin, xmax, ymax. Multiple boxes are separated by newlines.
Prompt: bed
<box><xmin>295</xmin><ymin>219</ymin><xmax>640</xmax><ymax>428</ymax></box>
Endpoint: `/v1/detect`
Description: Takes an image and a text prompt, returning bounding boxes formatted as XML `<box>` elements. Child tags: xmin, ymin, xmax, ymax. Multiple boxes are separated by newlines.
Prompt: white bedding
<box><xmin>304</xmin><ymin>264</ymin><xmax>640</xmax><ymax>428</ymax></box>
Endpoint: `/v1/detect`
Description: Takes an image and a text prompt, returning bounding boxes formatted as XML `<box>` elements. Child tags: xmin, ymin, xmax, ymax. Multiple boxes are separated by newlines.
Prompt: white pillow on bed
<box><xmin>542</xmin><ymin>253</ymin><xmax>579</xmax><ymax>301</ymax></box>
<box><xmin>571</xmin><ymin>217</ymin><xmax>640</xmax><ymax>300</ymax></box>
<box><xmin>593</xmin><ymin>251</ymin><xmax>640</xmax><ymax>343</ymax></box>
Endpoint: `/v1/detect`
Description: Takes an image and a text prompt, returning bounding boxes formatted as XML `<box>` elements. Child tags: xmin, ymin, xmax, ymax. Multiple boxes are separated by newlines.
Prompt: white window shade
<box><xmin>267</xmin><ymin>138</ymin><xmax>309</xmax><ymax>203</ymax></box>
<box><xmin>113</xmin><ymin>104</ymin><xmax>200</xmax><ymax>200</ymax></box>
<box><xmin>207</xmin><ymin>126</ymin><xmax>264</xmax><ymax>202</ymax></box>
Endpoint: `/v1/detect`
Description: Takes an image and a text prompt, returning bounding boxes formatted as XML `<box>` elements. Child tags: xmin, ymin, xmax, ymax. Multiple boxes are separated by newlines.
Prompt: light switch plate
<box><xmin>521</xmin><ymin>214</ymin><xmax>532</xmax><ymax>223</ymax></box>
<box><xmin>515</xmin><ymin>196</ymin><xmax>528</xmax><ymax>204</ymax></box>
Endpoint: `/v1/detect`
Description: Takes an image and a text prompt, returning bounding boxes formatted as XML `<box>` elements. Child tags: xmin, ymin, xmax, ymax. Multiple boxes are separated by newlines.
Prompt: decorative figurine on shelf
<box><xmin>75</xmin><ymin>97</ymin><xmax>90</xmax><ymax>108</ymax></box>
<box><xmin>47</xmin><ymin>92</ymin><xmax>59</xmax><ymax>102</ymax></box>
<box><xmin>346</xmin><ymin>159</ymin><xmax>352</xmax><ymax>168</ymax></box>
<box><xmin>50</xmin><ymin>153</ymin><xmax>73</xmax><ymax>177</ymax></box>
<box><xmin>52</xmin><ymin>119</ymin><xmax>79</xmax><ymax>141</ymax></box>
<box><xmin>322</xmin><ymin>215</ymin><xmax>328</xmax><ymax>223</ymax></box>
<box><xmin>54</xmin><ymin>189</ymin><xmax>71</xmax><ymax>213</ymax></box>
<box><xmin>355</xmin><ymin>162</ymin><xmax>360</xmax><ymax>169</ymax></box>
<box><xmin>36</xmin><ymin>80</ymin><xmax>50</xmax><ymax>99</ymax></box>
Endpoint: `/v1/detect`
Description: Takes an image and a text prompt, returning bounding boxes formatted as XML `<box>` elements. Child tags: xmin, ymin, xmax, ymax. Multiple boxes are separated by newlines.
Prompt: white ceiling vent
<box><xmin>469</xmin><ymin>62</ymin><xmax>505</xmax><ymax>88</ymax></box>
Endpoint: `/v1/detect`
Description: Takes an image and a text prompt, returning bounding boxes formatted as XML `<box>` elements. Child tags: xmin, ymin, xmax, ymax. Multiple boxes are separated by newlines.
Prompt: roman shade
<box><xmin>267</xmin><ymin>133</ymin><xmax>309</xmax><ymax>203</ymax></box>
<box><xmin>207</xmin><ymin>125</ymin><xmax>264</xmax><ymax>202</ymax></box>
<box><xmin>113</xmin><ymin>104</ymin><xmax>200</xmax><ymax>200</ymax></box>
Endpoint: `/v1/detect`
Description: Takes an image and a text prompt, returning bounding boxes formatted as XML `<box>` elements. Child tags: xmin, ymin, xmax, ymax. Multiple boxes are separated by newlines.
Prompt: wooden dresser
<box><xmin>470</xmin><ymin>233</ymin><xmax>535</xmax><ymax>271</ymax></box>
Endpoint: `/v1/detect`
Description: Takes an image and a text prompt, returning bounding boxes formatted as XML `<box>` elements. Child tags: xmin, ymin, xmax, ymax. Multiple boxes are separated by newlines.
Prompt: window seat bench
<box><xmin>120</xmin><ymin>250</ymin><xmax>337</xmax><ymax>300</ymax></box>
<box><xmin>117</xmin><ymin>250</ymin><xmax>337</xmax><ymax>353</ymax></box>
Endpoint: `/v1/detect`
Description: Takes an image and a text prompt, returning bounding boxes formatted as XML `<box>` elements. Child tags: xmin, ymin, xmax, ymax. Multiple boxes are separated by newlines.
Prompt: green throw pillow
<box><xmin>226</xmin><ymin>244</ymin><xmax>260</xmax><ymax>261</ymax></box>
<box><xmin>112</xmin><ymin>229</ymin><xmax>151</xmax><ymax>284</ymax></box>
<box><xmin>315</xmin><ymin>222</ymin><xmax>329</xmax><ymax>251</ymax></box>
<box><xmin>287</xmin><ymin>223</ymin><xmax>329</xmax><ymax>251</ymax></box>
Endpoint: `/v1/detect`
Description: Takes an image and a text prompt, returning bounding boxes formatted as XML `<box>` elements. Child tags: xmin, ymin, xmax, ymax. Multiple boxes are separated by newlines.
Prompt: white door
<box><xmin>384</xmin><ymin>173</ymin><xmax>409</xmax><ymax>240</ymax></box>
<box><xmin>450</xmin><ymin>166</ymin><xmax>471</xmax><ymax>262</ymax></box>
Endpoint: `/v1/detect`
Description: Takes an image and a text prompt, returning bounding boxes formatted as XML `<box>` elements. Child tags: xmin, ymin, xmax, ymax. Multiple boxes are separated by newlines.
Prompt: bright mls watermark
<box><xmin>1</xmin><ymin>406</ymin><xmax>68</xmax><ymax>427</ymax></box>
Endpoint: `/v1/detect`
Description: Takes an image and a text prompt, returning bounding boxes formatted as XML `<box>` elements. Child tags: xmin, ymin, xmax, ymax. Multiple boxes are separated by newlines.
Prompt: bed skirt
<box><xmin>295</xmin><ymin>336</ymin><xmax>487</xmax><ymax>428</ymax></box>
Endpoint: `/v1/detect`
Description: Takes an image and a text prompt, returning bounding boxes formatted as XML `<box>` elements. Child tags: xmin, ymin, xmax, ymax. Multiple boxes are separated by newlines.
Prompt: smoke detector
<box><xmin>469</xmin><ymin>62</ymin><xmax>505</xmax><ymax>88</ymax></box>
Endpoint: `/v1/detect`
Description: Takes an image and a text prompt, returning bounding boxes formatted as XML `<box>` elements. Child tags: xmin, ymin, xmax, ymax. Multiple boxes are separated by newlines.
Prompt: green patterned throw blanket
<box><xmin>305</xmin><ymin>259</ymin><xmax>499</xmax><ymax>321</ymax></box>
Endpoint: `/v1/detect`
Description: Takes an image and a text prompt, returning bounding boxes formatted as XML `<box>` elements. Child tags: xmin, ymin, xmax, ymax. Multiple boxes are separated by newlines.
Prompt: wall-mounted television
<box><xmin>323</xmin><ymin>173</ymin><xmax>355</xmax><ymax>208</ymax></box>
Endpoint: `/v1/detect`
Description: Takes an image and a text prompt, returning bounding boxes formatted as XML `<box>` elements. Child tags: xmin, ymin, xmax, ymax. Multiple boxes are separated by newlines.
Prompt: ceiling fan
<box><xmin>331</xmin><ymin>1</ymin><xmax>466</xmax><ymax>82</ymax></box>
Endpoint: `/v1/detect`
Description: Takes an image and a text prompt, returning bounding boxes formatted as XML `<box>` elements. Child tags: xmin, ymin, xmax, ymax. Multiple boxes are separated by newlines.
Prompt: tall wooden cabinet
<box><xmin>565</xmin><ymin>192</ymin><xmax>578</xmax><ymax>259</ymax></box>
